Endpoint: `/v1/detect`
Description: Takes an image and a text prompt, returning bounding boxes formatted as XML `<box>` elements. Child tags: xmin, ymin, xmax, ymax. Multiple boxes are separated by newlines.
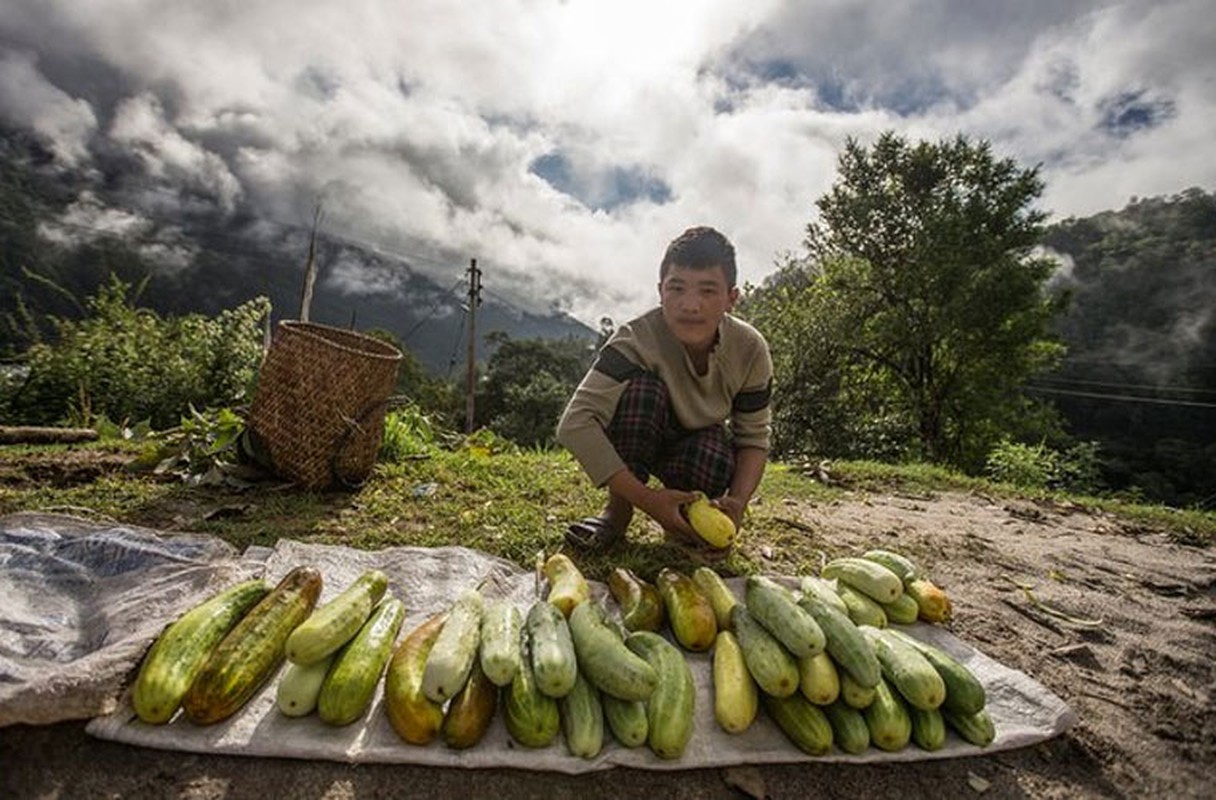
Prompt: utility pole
<box><xmin>464</xmin><ymin>258</ymin><xmax>481</xmax><ymax>433</ymax></box>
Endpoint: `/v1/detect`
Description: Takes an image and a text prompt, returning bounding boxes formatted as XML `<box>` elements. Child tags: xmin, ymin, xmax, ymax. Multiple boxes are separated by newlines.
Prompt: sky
<box><xmin>1</xmin><ymin>0</ymin><xmax>1214</xmax><ymax>326</ymax></box>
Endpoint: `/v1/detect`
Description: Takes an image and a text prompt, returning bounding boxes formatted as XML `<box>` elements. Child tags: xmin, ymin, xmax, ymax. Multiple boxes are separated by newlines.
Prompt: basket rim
<box><xmin>277</xmin><ymin>320</ymin><xmax>402</xmax><ymax>362</ymax></box>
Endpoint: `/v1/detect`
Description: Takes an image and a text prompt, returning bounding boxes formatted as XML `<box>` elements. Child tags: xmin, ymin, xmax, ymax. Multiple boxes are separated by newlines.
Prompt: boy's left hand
<box><xmin>713</xmin><ymin>495</ymin><xmax>746</xmax><ymax>531</ymax></box>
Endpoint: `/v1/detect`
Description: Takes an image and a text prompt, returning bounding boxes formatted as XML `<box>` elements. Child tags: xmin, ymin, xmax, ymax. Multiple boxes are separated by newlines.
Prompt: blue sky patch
<box><xmin>530</xmin><ymin>152</ymin><xmax>671</xmax><ymax>211</ymax></box>
<box><xmin>1099</xmin><ymin>90</ymin><xmax>1176</xmax><ymax>138</ymax></box>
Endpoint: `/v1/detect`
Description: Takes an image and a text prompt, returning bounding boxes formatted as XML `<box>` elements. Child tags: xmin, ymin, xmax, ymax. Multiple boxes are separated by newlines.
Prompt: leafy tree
<box><xmin>476</xmin><ymin>333</ymin><xmax>594</xmax><ymax>447</ymax></box>
<box><xmin>746</xmin><ymin>132</ymin><xmax>1065</xmax><ymax>469</ymax></box>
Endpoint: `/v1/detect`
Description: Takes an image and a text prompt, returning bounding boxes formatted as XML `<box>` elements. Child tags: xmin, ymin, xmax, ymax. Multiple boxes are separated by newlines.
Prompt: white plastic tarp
<box><xmin>0</xmin><ymin>513</ymin><xmax>1077</xmax><ymax>772</ymax></box>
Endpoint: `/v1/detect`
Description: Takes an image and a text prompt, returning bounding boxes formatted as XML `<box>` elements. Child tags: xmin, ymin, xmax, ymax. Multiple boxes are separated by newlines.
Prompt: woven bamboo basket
<box><xmin>247</xmin><ymin>321</ymin><xmax>402</xmax><ymax>490</ymax></box>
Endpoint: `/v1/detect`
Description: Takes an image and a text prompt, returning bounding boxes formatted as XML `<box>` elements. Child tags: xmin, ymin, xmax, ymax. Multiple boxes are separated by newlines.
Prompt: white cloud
<box><xmin>0</xmin><ymin>0</ymin><xmax>1213</xmax><ymax>326</ymax></box>
<box><xmin>0</xmin><ymin>50</ymin><xmax>96</xmax><ymax>165</ymax></box>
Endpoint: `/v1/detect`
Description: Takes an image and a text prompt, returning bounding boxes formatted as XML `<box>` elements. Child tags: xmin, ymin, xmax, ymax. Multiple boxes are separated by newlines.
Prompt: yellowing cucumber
<box><xmin>798</xmin><ymin>651</ymin><xmax>840</xmax><ymax>706</ymax></box>
<box><xmin>132</xmin><ymin>579</ymin><xmax>268</xmax><ymax>724</ymax></box>
<box><xmin>182</xmin><ymin>566</ymin><xmax>322</xmax><ymax>725</ymax></box>
<box><xmin>712</xmin><ymin>630</ymin><xmax>758</xmax><ymax>734</ymax></box>
<box><xmin>692</xmin><ymin>567</ymin><xmax>739</xmax><ymax>632</ymax></box>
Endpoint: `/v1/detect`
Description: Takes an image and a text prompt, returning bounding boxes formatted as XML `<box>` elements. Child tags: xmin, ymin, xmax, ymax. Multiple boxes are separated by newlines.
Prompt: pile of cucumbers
<box><xmin>129</xmin><ymin>547</ymin><xmax>994</xmax><ymax>761</ymax></box>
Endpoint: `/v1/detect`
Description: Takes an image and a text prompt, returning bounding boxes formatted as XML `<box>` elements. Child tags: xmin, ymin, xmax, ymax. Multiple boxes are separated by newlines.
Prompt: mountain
<box><xmin>0</xmin><ymin>125</ymin><xmax>596</xmax><ymax>372</ymax></box>
<box><xmin>1039</xmin><ymin>188</ymin><xmax>1216</xmax><ymax>506</ymax></box>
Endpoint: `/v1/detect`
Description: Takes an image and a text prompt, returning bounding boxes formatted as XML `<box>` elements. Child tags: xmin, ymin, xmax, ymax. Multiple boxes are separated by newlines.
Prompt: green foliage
<box><xmin>984</xmin><ymin>439</ymin><xmax>1104</xmax><ymax>493</ymax></box>
<box><xmin>476</xmin><ymin>334</ymin><xmax>594</xmax><ymax>447</ymax></box>
<box><xmin>378</xmin><ymin>403</ymin><xmax>439</xmax><ymax>462</ymax></box>
<box><xmin>743</xmin><ymin>132</ymin><xmax>1066</xmax><ymax>470</ymax></box>
<box><xmin>4</xmin><ymin>274</ymin><xmax>270</xmax><ymax>429</ymax></box>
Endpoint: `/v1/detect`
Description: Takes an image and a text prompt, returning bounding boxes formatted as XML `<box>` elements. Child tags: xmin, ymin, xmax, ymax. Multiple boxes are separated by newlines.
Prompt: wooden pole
<box><xmin>465</xmin><ymin>258</ymin><xmax>481</xmax><ymax>433</ymax></box>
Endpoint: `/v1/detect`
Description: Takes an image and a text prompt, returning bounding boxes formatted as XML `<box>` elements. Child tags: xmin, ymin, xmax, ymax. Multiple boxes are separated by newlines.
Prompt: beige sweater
<box><xmin>556</xmin><ymin>308</ymin><xmax>773</xmax><ymax>486</ymax></box>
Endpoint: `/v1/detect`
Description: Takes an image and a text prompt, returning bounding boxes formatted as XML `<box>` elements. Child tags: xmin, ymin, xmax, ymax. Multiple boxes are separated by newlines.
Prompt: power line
<box><xmin>1024</xmin><ymin>385</ymin><xmax>1216</xmax><ymax>409</ymax></box>
<box><xmin>401</xmin><ymin>279</ymin><xmax>466</xmax><ymax>342</ymax></box>
<box><xmin>1033</xmin><ymin>376</ymin><xmax>1216</xmax><ymax>396</ymax></box>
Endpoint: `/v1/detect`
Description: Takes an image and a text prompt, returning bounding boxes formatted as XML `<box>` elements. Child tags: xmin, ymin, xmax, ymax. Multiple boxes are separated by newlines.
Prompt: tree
<box><xmin>476</xmin><ymin>334</ymin><xmax>594</xmax><ymax>447</ymax></box>
<box><xmin>752</xmin><ymin>132</ymin><xmax>1066</xmax><ymax>468</ymax></box>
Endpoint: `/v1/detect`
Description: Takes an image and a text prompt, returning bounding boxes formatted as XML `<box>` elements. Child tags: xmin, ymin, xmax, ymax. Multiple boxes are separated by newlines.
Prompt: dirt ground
<box><xmin>2</xmin><ymin>468</ymin><xmax>1214</xmax><ymax>799</ymax></box>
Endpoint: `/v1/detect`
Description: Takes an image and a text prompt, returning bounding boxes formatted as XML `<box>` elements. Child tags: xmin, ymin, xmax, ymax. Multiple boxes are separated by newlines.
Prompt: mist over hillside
<box><xmin>0</xmin><ymin>125</ymin><xmax>596</xmax><ymax>372</ymax></box>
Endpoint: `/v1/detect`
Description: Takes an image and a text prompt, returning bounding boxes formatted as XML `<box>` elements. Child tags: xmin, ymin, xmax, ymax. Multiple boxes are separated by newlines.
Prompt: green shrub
<box><xmin>379</xmin><ymin>403</ymin><xmax>438</xmax><ymax>462</ymax></box>
<box><xmin>984</xmin><ymin>439</ymin><xmax>1057</xmax><ymax>489</ymax></box>
<box><xmin>3</xmin><ymin>274</ymin><xmax>269</xmax><ymax>429</ymax></box>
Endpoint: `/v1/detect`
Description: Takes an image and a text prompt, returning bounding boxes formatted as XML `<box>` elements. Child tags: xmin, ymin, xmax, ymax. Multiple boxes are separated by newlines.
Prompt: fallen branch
<box><xmin>0</xmin><ymin>426</ymin><xmax>98</xmax><ymax>445</ymax></box>
<box><xmin>775</xmin><ymin>517</ymin><xmax>817</xmax><ymax>534</ymax></box>
<box><xmin>1003</xmin><ymin>576</ymin><xmax>1105</xmax><ymax>629</ymax></box>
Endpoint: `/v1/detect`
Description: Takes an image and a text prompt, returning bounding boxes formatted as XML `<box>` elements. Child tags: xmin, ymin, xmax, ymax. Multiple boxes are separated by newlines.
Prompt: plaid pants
<box><xmin>606</xmin><ymin>374</ymin><xmax>735</xmax><ymax>497</ymax></box>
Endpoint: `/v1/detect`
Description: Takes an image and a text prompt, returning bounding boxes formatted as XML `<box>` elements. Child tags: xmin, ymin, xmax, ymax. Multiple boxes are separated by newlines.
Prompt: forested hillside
<box><xmin>1040</xmin><ymin>188</ymin><xmax>1216</xmax><ymax>507</ymax></box>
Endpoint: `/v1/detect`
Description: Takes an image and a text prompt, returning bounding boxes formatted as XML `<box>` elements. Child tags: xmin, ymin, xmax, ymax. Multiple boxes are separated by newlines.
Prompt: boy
<box><xmin>556</xmin><ymin>225</ymin><xmax>773</xmax><ymax>550</ymax></box>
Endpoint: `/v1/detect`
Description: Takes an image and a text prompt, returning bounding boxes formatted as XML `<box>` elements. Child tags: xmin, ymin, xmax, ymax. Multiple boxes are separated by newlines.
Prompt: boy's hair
<box><xmin>660</xmin><ymin>226</ymin><xmax>737</xmax><ymax>288</ymax></box>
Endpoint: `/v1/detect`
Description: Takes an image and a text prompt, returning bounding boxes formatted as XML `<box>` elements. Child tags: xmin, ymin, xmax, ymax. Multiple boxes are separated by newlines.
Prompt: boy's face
<box><xmin>658</xmin><ymin>263</ymin><xmax>739</xmax><ymax>354</ymax></box>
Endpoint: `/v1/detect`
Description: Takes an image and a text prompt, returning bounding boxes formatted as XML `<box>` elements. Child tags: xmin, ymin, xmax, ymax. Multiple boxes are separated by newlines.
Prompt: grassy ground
<box><xmin>2</xmin><ymin>440</ymin><xmax>1211</xmax><ymax>581</ymax></box>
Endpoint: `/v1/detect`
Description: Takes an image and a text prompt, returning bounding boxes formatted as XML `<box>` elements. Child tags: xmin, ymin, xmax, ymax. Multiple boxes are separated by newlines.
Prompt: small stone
<box><xmin>967</xmin><ymin>772</ymin><xmax>991</xmax><ymax>793</ymax></box>
<box><xmin>723</xmin><ymin>766</ymin><xmax>767</xmax><ymax>799</ymax></box>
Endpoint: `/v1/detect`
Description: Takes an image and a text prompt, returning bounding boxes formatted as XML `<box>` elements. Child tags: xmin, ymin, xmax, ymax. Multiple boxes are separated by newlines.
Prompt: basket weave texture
<box><xmin>248</xmin><ymin>321</ymin><xmax>401</xmax><ymax>489</ymax></box>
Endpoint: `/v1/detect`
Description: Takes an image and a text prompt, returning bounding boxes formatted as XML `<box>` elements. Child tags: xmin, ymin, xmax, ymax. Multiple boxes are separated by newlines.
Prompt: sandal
<box><xmin>565</xmin><ymin>517</ymin><xmax>626</xmax><ymax>550</ymax></box>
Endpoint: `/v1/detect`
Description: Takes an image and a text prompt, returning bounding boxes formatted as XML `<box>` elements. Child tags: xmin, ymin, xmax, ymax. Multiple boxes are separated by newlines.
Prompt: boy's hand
<box><xmin>640</xmin><ymin>488</ymin><xmax>698</xmax><ymax>539</ymax></box>
<box><xmin>713</xmin><ymin>494</ymin><xmax>746</xmax><ymax>531</ymax></box>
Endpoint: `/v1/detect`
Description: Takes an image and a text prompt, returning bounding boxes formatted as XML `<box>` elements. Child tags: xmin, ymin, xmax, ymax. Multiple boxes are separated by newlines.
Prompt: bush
<box><xmin>3</xmin><ymin>275</ymin><xmax>269</xmax><ymax>429</ymax></box>
<box><xmin>985</xmin><ymin>438</ymin><xmax>1105</xmax><ymax>493</ymax></box>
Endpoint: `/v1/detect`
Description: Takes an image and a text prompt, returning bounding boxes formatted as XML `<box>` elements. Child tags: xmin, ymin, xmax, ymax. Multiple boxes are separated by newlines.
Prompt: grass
<box><xmin>1</xmin><ymin>444</ymin><xmax>1211</xmax><ymax>584</ymax></box>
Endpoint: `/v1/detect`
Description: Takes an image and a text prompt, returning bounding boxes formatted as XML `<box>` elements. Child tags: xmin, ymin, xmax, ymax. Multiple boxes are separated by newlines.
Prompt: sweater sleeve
<box><xmin>555</xmin><ymin>345</ymin><xmax>642</xmax><ymax>486</ymax></box>
<box><xmin>728</xmin><ymin>336</ymin><xmax>773</xmax><ymax>451</ymax></box>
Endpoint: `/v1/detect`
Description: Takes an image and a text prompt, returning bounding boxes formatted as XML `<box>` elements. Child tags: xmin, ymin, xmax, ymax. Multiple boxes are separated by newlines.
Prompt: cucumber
<box><xmin>607</xmin><ymin>568</ymin><xmax>665</xmax><ymax>633</ymax></box>
<box><xmin>823</xmin><ymin>558</ymin><xmax>904</xmax><ymax>604</ymax></box>
<box><xmin>840</xmin><ymin>671</ymin><xmax>877</xmax><ymax>709</ymax></box>
<box><xmin>182</xmin><ymin>566</ymin><xmax>322</xmax><ymax>725</ymax></box>
<box><xmin>797</xmin><ymin>593</ymin><xmax>882</xmax><ymax>689</ymax></box>
<box><xmin>761</xmin><ymin>692</ymin><xmax>833</xmax><ymax>755</ymax></box>
<box><xmin>885</xmin><ymin>628</ymin><xmax>987</xmax><ymax>715</ymax></box>
<box><xmin>798</xmin><ymin>651</ymin><xmax>840</xmax><ymax>706</ymax></box>
<box><xmin>625</xmin><ymin>631</ymin><xmax>696</xmax><ymax>760</ymax></box>
<box><xmin>799</xmin><ymin>575</ymin><xmax>849</xmax><ymax>616</ymax></box>
<box><xmin>479</xmin><ymin>600</ymin><xmax>523</xmax><ymax>687</ymax></box>
<box><xmin>731</xmin><ymin>604</ymin><xmax>799</xmax><ymax>697</ymax></box>
<box><xmin>276</xmin><ymin>653</ymin><xmax>335</xmax><ymax>717</ymax></box>
<box><xmin>862</xmin><ymin>627</ymin><xmax>946</xmax><ymax>711</ymax></box>
<box><xmin>836</xmin><ymin>583</ymin><xmax>889</xmax><ymax>628</ymax></box>
<box><xmin>602</xmin><ymin>694</ymin><xmax>648</xmax><ymax>748</ymax></box>
<box><xmin>543</xmin><ymin>553</ymin><xmax>590</xmax><ymax>618</ymax></box>
<box><xmin>861</xmin><ymin>549</ymin><xmax>921</xmax><ymax>582</ymax></box>
<box><xmin>318</xmin><ymin>596</ymin><xmax>406</xmax><ymax>725</ymax></box>
<box><xmin>863</xmin><ymin>677</ymin><xmax>912</xmax><ymax>752</ymax></box>
<box><xmin>823</xmin><ymin>700</ymin><xmax>871</xmax><ymax>754</ymax></box>
<box><xmin>504</xmin><ymin>636</ymin><xmax>560</xmax><ymax>748</ymax></box>
<box><xmin>944</xmin><ymin>706</ymin><xmax>996</xmax><ymax>747</ymax></box>
<box><xmin>745</xmin><ymin>575</ymin><xmax>825</xmax><ymax>658</ymax></box>
<box><xmin>384</xmin><ymin>613</ymin><xmax>448</xmax><ymax>745</ymax></box>
<box><xmin>568</xmin><ymin>600</ymin><xmax>656</xmax><ymax>701</ymax></box>
<box><xmin>132</xmin><ymin>579</ymin><xmax>268</xmax><ymax>724</ymax></box>
<box><xmin>559</xmin><ymin>671</ymin><xmax>604</xmax><ymax>759</ymax></box>
<box><xmin>422</xmin><ymin>588</ymin><xmax>484</xmax><ymax>703</ymax></box>
<box><xmin>442</xmin><ymin>659</ymin><xmax>499</xmax><ymax>749</ymax></box>
<box><xmin>656</xmin><ymin>568</ymin><xmax>717</xmax><ymax>652</ymax></box>
<box><xmin>692</xmin><ymin>567</ymin><xmax>740</xmax><ymax>632</ymax></box>
<box><xmin>286</xmin><ymin>569</ymin><xmax>388</xmax><ymax>665</ymax></box>
<box><xmin>712</xmin><ymin>630</ymin><xmax>758</xmax><ymax>734</ymax></box>
<box><xmin>881</xmin><ymin>592</ymin><xmax>921</xmax><ymax>625</ymax></box>
<box><xmin>527</xmin><ymin>600</ymin><xmax>578</xmax><ymax>698</ymax></box>
<box><xmin>910</xmin><ymin>706</ymin><xmax>947</xmax><ymax>751</ymax></box>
